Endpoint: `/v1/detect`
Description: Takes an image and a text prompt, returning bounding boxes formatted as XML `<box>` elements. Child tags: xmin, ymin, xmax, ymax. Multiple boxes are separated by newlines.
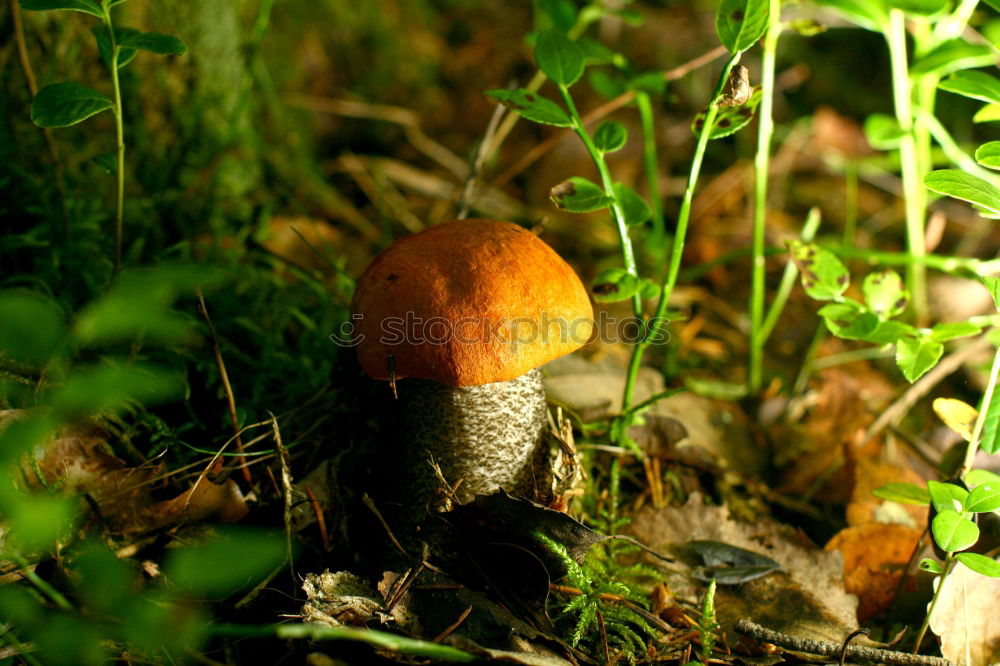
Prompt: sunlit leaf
<box><xmin>966</xmin><ymin>484</ymin><xmax>1000</xmax><ymax>513</ymax></box>
<box><xmin>873</xmin><ymin>482</ymin><xmax>930</xmax><ymax>505</ymax></box>
<box><xmin>925</xmin><ymin>169</ymin><xmax>1000</xmax><ymax>217</ymax></box>
<box><xmin>534</xmin><ymin>29</ymin><xmax>585</xmax><ymax>87</ymax></box>
<box><xmin>613</xmin><ymin>183</ymin><xmax>651</xmax><ymax>226</ymax></box>
<box><xmin>165</xmin><ymin>528</ymin><xmax>288</xmax><ymax>597</ymax></box>
<box><xmin>593</xmin><ymin>120</ymin><xmax>627</xmax><ymax>152</ymax></box>
<box><xmin>889</xmin><ymin>0</ymin><xmax>948</xmax><ymax>15</ymax></box>
<box><xmin>693</xmin><ymin>89</ymin><xmax>762</xmax><ymax>139</ymax></box>
<box><xmin>956</xmin><ymin>552</ymin><xmax>1000</xmax><ymax>577</ymax></box>
<box><xmin>939</xmin><ymin>71</ymin><xmax>1000</xmax><ymax>105</ymax></box>
<box><xmin>930</xmin><ymin>321</ymin><xmax>984</xmax><ymax>341</ymax></box>
<box><xmin>0</xmin><ymin>291</ymin><xmax>65</xmax><ymax>362</ymax></box>
<box><xmin>119</xmin><ymin>31</ymin><xmax>187</xmax><ymax>56</ymax></box>
<box><xmin>862</xmin><ymin>269</ymin><xmax>907</xmax><ymax>318</ymax></box>
<box><xmin>928</xmin><ymin>480</ymin><xmax>969</xmax><ymax>513</ymax></box>
<box><xmin>591</xmin><ymin>267</ymin><xmax>640</xmax><ymax>303</ymax></box>
<box><xmin>550</xmin><ymin>176</ymin><xmax>614</xmax><ymax>212</ymax></box>
<box><xmin>911</xmin><ymin>39</ymin><xmax>996</xmax><ymax>77</ymax></box>
<box><xmin>715</xmin><ymin>0</ymin><xmax>769</xmax><ymax>53</ymax></box>
<box><xmin>919</xmin><ymin>558</ymin><xmax>944</xmax><ymax>573</ymax></box>
<box><xmin>788</xmin><ymin>241</ymin><xmax>849</xmax><ymax>300</ymax></box>
<box><xmin>864</xmin><ymin>113</ymin><xmax>904</xmax><ymax>150</ymax></box>
<box><xmin>19</xmin><ymin>0</ymin><xmax>101</xmax><ymax>16</ymax></box>
<box><xmin>976</xmin><ymin>142</ymin><xmax>1000</xmax><ymax>170</ymax></box>
<box><xmin>933</xmin><ymin>397</ymin><xmax>979</xmax><ymax>442</ymax></box>
<box><xmin>485</xmin><ymin>89</ymin><xmax>573</xmax><ymax>127</ymax></box>
<box><xmin>931</xmin><ymin>510</ymin><xmax>979</xmax><ymax>553</ymax></box>
<box><xmin>895</xmin><ymin>336</ymin><xmax>943</xmax><ymax>382</ymax></box>
<box><xmin>815</xmin><ymin>0</ymin><xmax>888</xmax><ymax>31</ymax></box>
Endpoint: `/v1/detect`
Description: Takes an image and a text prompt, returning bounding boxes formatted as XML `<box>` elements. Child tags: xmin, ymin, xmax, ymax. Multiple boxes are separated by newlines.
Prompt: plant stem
<box><xmin>557</xmin><ymin>83</ymin><xmax>642</xmax><ymax>319</ymax></box>
<box><xmin>912</xmin><ymin>556</ymin><xmax>955</xmax><ymax>654</ymax></box>
<box><xmin>103</xmin><ymin>5</ymin><xmax>126</xmax><ymax>275</ymax></box>
<box><xmin>4</xmin><ymin>552</ymin><xmax>74</xmax><ymax>612</ymax></box>
<box><xmin>886</xmin><ymin>9</ymin><xmax>928</xmax><ymax>324</ymax></box>
<box><xmin>749</xmin><ymin>1</ymin><xmax>781</xmax><ymax>392</ymax></box>
<box><xmin>918</xmin><ymin>108</ymin><xmax>1000</xmax><ymax>184</ymax></box>
<box><xmin>959</xmin><ymin>341</ymin><xmax>1000</xmax><ymax>479</ymax></box>
<box><xmin>635</xmin><ymin>91</ymin><xmax>666</xmax><ymax>253</ymax></box>
<box><xmin>843</xmin><ymin>162</ymin><xmax>858</xmax><ymax>247</ymax></box>
<box><xmin>620</xmin><ymin>52</ymin><xmax>743</xmax><ymax>413</ymax></box>
<box><xmin>833</xmin><ymin>245</ymin><xmax>1000</xmax><ymax>275</ymax></box>
<box><xmin>758</xmin><ymin>207</ymin><xmax>820</xmax><ymax>345</ymax></box>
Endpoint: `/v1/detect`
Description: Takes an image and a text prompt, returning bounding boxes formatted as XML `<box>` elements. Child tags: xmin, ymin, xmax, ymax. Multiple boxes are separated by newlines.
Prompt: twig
<box><xmin>596</xmin><ymin>609</ymin><xmax>610</xmax><ymax>664</ymax></box>
<box><xmin>457</xmin><ymin>100</ymin><xmax>506</xmax><ymax>219</ymax></box>
<box><xmin>864</xmin><ymin>334</ymin><xmax>994</xmax><ymax>445</ymax></box>
<box><xmin>385</xmin><ymin>563</ymin><xmax>425</xmax><ymax>615</ymax></box>
<box><xmin>196</xmin><ymin>289</ymin><xmax>252</xmax><ymax>485</ymax></box>
<box><xmin>839</xmin><ymin>628</ymin><xmax>870</xmax><ymax>666</ymax></box>
<box><xmin>362</xmin><ymin>493</ymin><xmax>409</xmax><ymax>558</ymax></box>
<box><xmin>734</xmin><ymin>619</ymin><xmax>955</xmax><ymax>666</ymax></box>
<box><xmin>12</xmin><ymin>0</ymin><xmax>69</xmax><ymax>242</ymax></box>
<box><xmin>492</xmin><ymin>45</ymin><xmax>729</xmax><ymax>187</ymax></box>
<box><xmin>271</xmin><ymin>414</ymin><xmax>295</xmax><ymax>583</ymax></box>
<box><xmin>433</xmin><ymin>605</ymin><xmax>473</xmax><ymax>643</ymax></box>
<box><xmin>304</xmin><ymin>485</ymin><xmax>329</xmax><ymax>552</ymax></box>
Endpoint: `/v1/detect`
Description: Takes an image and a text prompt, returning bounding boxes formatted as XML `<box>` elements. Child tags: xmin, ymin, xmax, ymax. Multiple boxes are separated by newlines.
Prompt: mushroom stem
<box><xmin>398</xmin><ymin>368</ymin><xmax>549</xmax><ymax>508</ymax></box>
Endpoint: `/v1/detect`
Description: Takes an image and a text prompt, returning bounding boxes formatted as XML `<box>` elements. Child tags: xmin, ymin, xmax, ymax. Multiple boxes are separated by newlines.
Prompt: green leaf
<box><xmin>593</xmin><ymin>120</ymin><xmax>627</xmax><ymax>153</ymax></box>
<box><xmin>694</xmin><ymin>89</ymin><xmax>762</xmax><ymax>139</ymax></box>
<box><xmin>715</xmin><ymin>0</ymin><xmax>769</xmax><ymax>53</ymax></box>
<box><xmin>0</xmin><ymin>291</ymin><xmax>65</xmax><ymax>362</ymax></box>
<box><xmin>613</xmin><ymin>183</ymin><xmax>652</xmax><ymax>226</ymax></box>
<box><xmin>815</xmin><ymin>0</ymin><xmax>888</xmax><ymax>31</ymax></box>
<box><xmin>895</xmin><ymin>336</ymin><xmax>943</xmax><ymax>382</ymax></box>
<box><xmin>872</xmin><ymin>482</ymin><xmax>930</xmax><ymax>505</ymax></box>
<box><xmin>536</xmin><ymin>0</ymin><xmax>577</xmax><ymax>32</ymax></box>
<box><xmin>967</xmin><ymin>469</ymin><xmax>1000</xmax><ymax>488</ymax></box>
<box><xmin>92</xmin><ymin>152</ymin><xmax>116</xmax><ymax>174</ymax></box>
<box><xmin>979</xmin><ymin>390</ymin><xmax>1000</xmax><ymax>455</ymax></box>
<box><xmin>7</xmin><ymin>495</ymin><xmax>74</xmax><ymax>551</ymax></box>
<box><xmin>956</xmin><ymin>552</ymin><xmax>1000</xmax><ymax>577</ymax></box>
<box><xmin>485</xmin><ymin>89</ymin><xmax>573</xmax><ymax>127</ymax></box>
<box><xmin>863</xmin><ymin>113</ymin><xmax>905</xmax><ymax>150</ymax></box>
<box><xmin>940</xmin><ymin>71</ymin><xmax>1000</xmax><ymax>105</ymax></box>
<box><xmin>534</xmin><ymin>29</ymin><xmax>585</xmax><ymax>87</ymax></box>
<box><xmin>966</xmin><ymin>483</ymin><xmax>1000</xmax><ymax>513</ymax></box>
<box><xmin>984</xmin><ymin>277</ymin><xmax>1000</xmax><ymax>311</ymax></box>
<box><xmin>911</xmin><ymin>39</ymin><xmax>996</xmax><ymax>77</ymax></box>
<box><xmin>30</xmin><ymin>82</ymin><xmax>113</xmax><ymax>128</ymax></box>
<box><xmin>50</xmin><ymin>363</ymin><xmax>180</xmax><ymax>419</ymax></box>
<box><xmin>925</xmin><ymin>169</ymin><xmax>1000</xmax><ymax>217</ymax></box>
<box><xmin>18</xmin><ymin>0</ymin><xmax>102</xmax><ymax>16</ymax></box>
<box><xmin>638</xmin><ymin>278</ymin><xmax>661</xmax><ymax>300</ymax></box>
<box><xmin>119</xmin><ymin>31</ymin><xmax>187</xmax><ymax>56</ymax></box>
<box><xmin>928</xmin><ymin>480</ymin><xmax>969</xmax><ymax>513</ymax></box>
<box><xmin>976</xmin><ymin>142</ymin><xmax>1000</xmax><ymax>170</ymax></box>
<box><xmin>931</xmin><ymin>510</ymin><xmax>980</xmax><ymax>552</ymax></box>
<box><xmin>889</xmin><ymin>0</ymin><xmax>948</xmax><ymax>15</ymax></box>
<box><xmin>919</xmin><ymin>558</ymin><xmax>944</xmax><ymax>574</ymax></box>
<box><xmin>974</xmin><ymin>104</ymin><xmax>1000</xmax><ymax>123</ymax></box>
<box><xmin>550</xmin><ymin>176</ymin><xmax>614</xmax><ymax>212</ymax></box>
<box><xmin>91</xmin><ymin>25</ymin><xmax>138</xmax><ymax>69</ymax></box>
<box><xmin>788</xmin><ymin>241</ymin><xmax>849</xmax><ymax>301</ymax></box>
<box><xmin>164</xmin><ymin>528</ymin><xmax>288</xmax><ymax>597</ymax></box>
<box><xmin>865</xmin><ymin>320</ymin><xmax>915</xmax><ymax>345</ymax></box>
<box><xmin>818</xmin><ymin>302</ymin><xmax>879</xmax><ymax>340</ymax></box>
<box><xmin>74</xmin><ymin>265</ymin><xmax>217</xmax><ymax>346</ymax></box>
<box><xmin>72</xmin><ymin>544</ymin><xmax>132</xmax><ymax>615</ymax></box>
<box><xmin>930</xmin><ymin>321</ymin><xmax>984</xmax><ymax>341</ymax></box>
<box><xmin>629</xmin><ymin>71</ymin><xmax>667</xmax><ymax>95</ymax></box>
<box><xmin>591</xmin><ymin>267</ymin><xmax>640</xmax><ymax>303</ymax></box>
<box><xmin>862</xmin><ymin>269</ymin><xmax>907</xmax><ymax>318</ymax></box>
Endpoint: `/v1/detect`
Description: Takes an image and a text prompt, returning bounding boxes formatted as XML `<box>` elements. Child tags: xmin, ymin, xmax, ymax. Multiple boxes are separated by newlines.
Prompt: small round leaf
<box><xmin>931</xmin><ymin>509</ymin><xmax>980</xmax><ymax>553</ymax></box>
<box><xmin>918</xmin><ymin>558</ymin><xmax>944</xmax><ymax>574</ymax></box>
<box><xmin>593</xmin><ymin>121</ymin><xmax>627</xmax><ymax>153</ymax></box>
<box><xmin>534</xmin><ymin>29</ymin><xmax>585</xmax><ymax>87</ymax></box>
<box><xmin>591</xmin><ymin>267</ymin><xmax>640</xmax><ymax>303</ymax></box>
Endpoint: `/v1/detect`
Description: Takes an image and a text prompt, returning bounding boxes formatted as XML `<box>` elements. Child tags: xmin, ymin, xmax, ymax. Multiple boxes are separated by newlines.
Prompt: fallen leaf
<box><xmin>627</xmin><ymin>493</ymin><xmax>859</xmax><ymax>644</ymax></box>
<box><xmin>825</xmin><ymin>524</ymin><xmax>924</xmax><ymax>622</ymax></box>
<box><xmin>929</xmin><ymin>559</ymin><xmax>1000</xmax><ymax>666</ymax></box>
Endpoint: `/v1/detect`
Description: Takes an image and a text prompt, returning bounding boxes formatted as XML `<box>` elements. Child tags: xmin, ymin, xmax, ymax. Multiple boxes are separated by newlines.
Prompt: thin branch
<box><xmin>734</xmin><ymin>620</ymin><xmax>955</xmax><ymax>666</ymax></box>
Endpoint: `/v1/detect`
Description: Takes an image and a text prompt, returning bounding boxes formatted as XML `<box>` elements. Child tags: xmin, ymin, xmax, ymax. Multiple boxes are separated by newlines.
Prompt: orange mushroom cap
<box><xmin>351</xmin><ymin>219</ymin><xmax>594</xmax><ymax>387</ymax></box>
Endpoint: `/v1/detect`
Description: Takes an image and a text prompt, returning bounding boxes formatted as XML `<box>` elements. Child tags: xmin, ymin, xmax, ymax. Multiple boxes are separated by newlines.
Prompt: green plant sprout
<box><xmin>692</xmin><ymin>578</ymin><xmax>719</xmax><ymax>664</ymax></box>
<box><xmin>488</xmin><ymin>0</ymin><xmax>769</xmax><ymax>449</ymax></box>
<box><xmin>20</xmin><ymin>0</ymin><xmax>187</xmax><ymax>274</ymax></box>
<box><xmin>817</xmin><ymin>0</ymin><xmax>997</xmax><ymax>325</ymax></box>
<box><xmin>538</xmin><ymin>461</ymin><xmax>664</xmax><ymax>663</ymax></box>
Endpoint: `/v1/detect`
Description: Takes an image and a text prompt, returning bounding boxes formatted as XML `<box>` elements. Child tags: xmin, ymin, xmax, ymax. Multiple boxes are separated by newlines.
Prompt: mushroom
<box><xmin>351</xmin><ymin>218</ymin><xmax>593</xmax><ymax>510</ymax></box>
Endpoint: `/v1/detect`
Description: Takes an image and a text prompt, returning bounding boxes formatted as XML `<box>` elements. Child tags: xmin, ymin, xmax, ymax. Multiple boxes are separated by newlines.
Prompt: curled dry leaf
<box><xmin>9</xmin><ymin>412</ymin><xmax>247</xmax><ymax>536</ymax></box>
<box><xmin>627</xmin><ymin>493</ymin><xmax>859</xmax><ymax>644</ymax></box>
<box><xmin>825</xmin><ymin>523</ymin><xmax>924</xmax><ymax>622</ymax></box>
<box><xmin>928</xmin><ymin>559</ymin><xmax>1000</xmax><ymax>666</ymax></box>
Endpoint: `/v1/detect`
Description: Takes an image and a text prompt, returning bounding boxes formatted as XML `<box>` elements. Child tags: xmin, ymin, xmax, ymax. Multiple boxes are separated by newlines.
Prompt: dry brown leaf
<box><xmin>627</xmin><ymin>493</ymin><xmax>859</xmax><ymax>644</ymax></box>
<box><xmin>845</xmin><ymin>456</ymin><xmax>927</xmax><ymax>528</ymax></box>
<box><xmin>825</xmin><ymin>524</ymin><xmax>923</xmax><ymax>622</ymax></box>
<box><xmin>929</xmin><ymin>560</ymin><xmax>1000</xmax><ymax>666</ymax></box>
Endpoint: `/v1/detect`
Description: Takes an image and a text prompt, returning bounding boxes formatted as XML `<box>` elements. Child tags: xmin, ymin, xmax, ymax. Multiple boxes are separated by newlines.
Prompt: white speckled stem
<box><xmin>399</xmin><ymin>368</ymin><xmax>548</xmax><ymax>507</ymax></box>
